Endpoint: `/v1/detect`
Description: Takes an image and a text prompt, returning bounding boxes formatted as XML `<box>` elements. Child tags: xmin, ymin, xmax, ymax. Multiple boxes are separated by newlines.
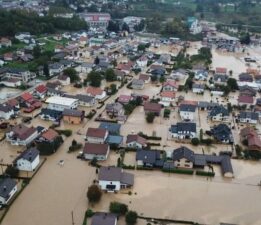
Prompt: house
<box><xmin>239</xmin><ymin>73</ymin><xmax>253</xmax><ymax>82</ymax></box>
<box><xmin>160</xmin><ymin>91</ymin><xmax>175</xmax><ymax>106</ymax></box>
<box><xmin>106</xmin><ymin>135</ymin><xmax>123</xmax><ymax>147</ymax></box>
<box><xmin>5</xmin><ymin>68</ymin><xmax>33</xmax><ymax>83</ymax></box>
<box><xmin>238</xmin><ymin>95</ymin><xmax>254</xmax><ymax>108</ymax></box>
<box><xmin>136</xmin><ymin>149</ymin><xmax>163</xmax><ymax>168</ymax></box>
<box><xmin>0</xmin><ymin>38</ymin><xmax>12</xmax><ymax>47</ymax></box>
<box><xmin>46</xmin><ymin>96</ymin><xmax>78</xmax><ymax>111</ymax></box>
<box><xmin>0</xmin><ymin>104</ymin><xmax>15</xmax><ymax>120</ymax></box>
<box><xmin>86</xmin><ymin>128</ymin><xmax>109</xmax><ymax>144</ymax></box>
<box><xmin>194</xmin><ymin>70</ymin><xmax>208</xmax><ymax>81</ymax></box>
<box><xmin>179</xmin><ymin>103</ymin><xmax>197</xmax><ymax>121</ymax></box>
<box><xmin>4</xmin><ymin>52</ymin><xmax>13</xmax><ymax>61</ymax></box>
<box><xmin>83</xmin><ymin>143</ymin><xmax>110</xmax><ymax>160</ymax></box>
<box><xmin>213</xmin><ymin>74</ymin><xmax>228</xmax><ymax>85</ymax></box>
<box><xmin>170</xmin><ymin>69</ymin><xmax>187</xmax><ymax>81</ymax></box>
<box><xmin>187</xmin><ymin>17</ymin><xmax>202</xmax><ymax>34</ymax></box>
<box><xmin>144</xmin><ymin>102</ymin><xmax>162</xmax><ymax>116</ymax></box>
<box><xmin>159</xmin><ymin>54</ymin><xmax>171</xmax><ymax>64</ymax></box>
<box><xmin>86</xmin><ymin>86</ymin><xmax>106</xmax><ymax>100</ymax></box>
<box><xmin>6</xmin><ymin>124</ymin><xmax>38</xmax><ymax>146</ymax></box>
<box><xmin>79</xmin><ymin>36</ymin><xmax>88</xmax><ymax>47</ymax></box>
<box><xmin>126</xmin><ymin>134</ymin><xmax>147</xmax><ymax>149</ymax></box>
<box><xmin>46</xmin><ymin>81</ymin><xmax>62</xmax><ymax>90</ymax></box>
<box><xmin>239</xmin><ymin>85</ymin><xmax>256</xmax><ymax>97</ymax></box>
<box><xmin>211</xmin><ymin>124</ymin><xmax>233</xmax><ymax>143</ymax></box>
<box><xmin>99</xmin><ymin>122</ymin><xmax>121</xmax><ymax>135</ymax></box>
<box><xmin>0</xmin><ymin>78</ymin><xmax>22</xmax><ymax>88</ymax></box>
<box><xmin>106</xmin><ymin>102</ymin><xmax>124</xmax><ymax>117</ymax></box>
<box><xmin>49</xmin><ymin>63</ymin><xmax>64</xmax><ymax>76</ymax></box>
<box><xmin>215</xmin><ymin>67</ymin><xmax>227</xmax><ymax>75</ymax></box>
<box><xmin>162</xmin><ymin>80</ymin><xmax>178</xmax><ymax>92</ymax></box>
<box><xmin>38</xmin><ymin>129</ymin><xmax>60</xmax><ymax>143</ymax></box>
<box><xmin>40</xmin><ymin>108</ymin><xmax>62</xmax><ymax>121</ymax></box>
<box><xmin>98</xmin><ymin>166</ymin><xmax>134</xmax><ymax>192</ymax></box>
<box><xmin>139</xmin><ymin>74</ymin><xmax>151</xmax><ymax>84</ymax></box>
<box><xmin>117</xmin><ymin>62</ymin><xmax>133</xmax><ymax>74</ymax></box>
<box><xmin>35</xmin><ymin>84</ymin><xmax>47</xmax><ymax>99</ymax></box>
<box><xmin>239</xmin><ymin>111</ymin><xmax>259</xmax><ymax>124</ymax></box>
<box><xmin>208</xmin><ymin>105</ymin><xmax>229</xmax><ymax>122</ymax></box>
<box><xmin>75</xmin><ymin>94</ymin><xmax>96</xmax><ymax>107</ymax></box>
<box><xmin>192</xmin><ymin>83</ymin><xmax>205</xmax><ymax>93</ymax></box>
<box><xmin>0</xmin><ymin>178</ymin><xmax>17</xmax><ymax>207</ymax></box>
<box><xmin>58</xmin><ymin>75</ymin><xmax>70</xmax><ymax>86</ymax></box>
<box><xmin>169</xmin><ymin>122</ymin><xmax>197</xmax><ymax>139</ymax></box>
<box><xmin>210</xmin><ymin>88</ymin><xmax>224</xmax><ymax>96</ymax></box>
<box><xmin>15</xmin><ymin>147</ymin><xmax>40</xmax><ymax>171</ymax></box>
<box><xmin>91</xmin><ymin>213</ymin><xmax>117</xmax><ymax>225</ymax></box>
<box><xmin>131</xmin><ymin>79</ymin><xmax>145</xmax><ymax>90</ymax></box>
<box><xmin>240</xmin><ymin>127</ymin><xmax>261</xmax><ymax>151</ymax></box>
<box><xmin>172</xmin><ymin>146</ymin><xmax>194</xmax><ymax>168</ymax></box>
<box><xmin>75</xmin><ymin>63</ymin><xmax>93</xmax><ymax>73</ymax></box>
<box><xmin>114</xmin><ymin>69</ymin><xmax>125</xmax><ymax>81</ymax></box>
<box><xmin>6</xmin><ymin>98</ymin><xmax>20</xmax><ymax>111</ymax></box>
<box><xmin>136</xmin><ymin>55</ymin><xmax>148</xmax><ymax>68</ymax></box>
<box><xmin>62</xmin><ymin>109</ymin><xmax>85</xmax><ymax>124</ymax></box>
<box><xmin>149</xmin><ymin>64</ymin><xmax>165</xmax><ymax>77</ymax></box>
<box><xmin>118</xmin><ymin>95</ymin><xmax>133</xmax><ymax>105</ymax></box>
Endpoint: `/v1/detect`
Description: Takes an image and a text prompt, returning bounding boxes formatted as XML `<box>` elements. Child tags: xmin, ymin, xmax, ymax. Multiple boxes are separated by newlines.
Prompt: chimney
<box><xmin>3</xmin><ymin>186</ymin><xmax>6</xmax><ymax>191</ymax></box>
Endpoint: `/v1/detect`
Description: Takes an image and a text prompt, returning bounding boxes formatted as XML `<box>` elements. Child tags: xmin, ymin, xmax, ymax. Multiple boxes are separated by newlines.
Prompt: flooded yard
<box><xmin>0</xmin><ymin>87</ymin><xmax>22</xmax><ymax>101</ymax></box>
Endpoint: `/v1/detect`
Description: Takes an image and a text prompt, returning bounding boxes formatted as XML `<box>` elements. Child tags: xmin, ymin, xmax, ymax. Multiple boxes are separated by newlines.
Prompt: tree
<box><xmin>33</xmin><ymin>45</ymin><xmax>41</xmax><ymax>58</ymax></box>
<box><xmin>5</xmin><ymin>165</ymin><xmax>19</xmax><ymax>178</ymax></box>
<box><xmin>109</xmin><ymin>202</ymin><xmax>128</xmax><ymax>215</ymax></box>
<box><xmin>151</xmin><ymin>75</ymin><xmax>157</xmax><ymax>82</ymax></box>
<box><xmin>87</xmin><ymin>185</ymin><xmax>102</xmax><ymax>203</ymax></box>
<box><xmin>159</xmin><ymin>76</ymin><xmax>166</xmax><ymax>83</ymax></box>
<box><xmin>240</xmin><ymin>33</ymin><xmax>251</xmax><ymax>45</ymax></box>
<box><xmin>63</xmin><ymin>67</ymin><xmax>79</xmax><ymax>83</ymax></box>
<box><xmin>108</xmin><ymin>20</ymin><xmax>120</xmax><ymax>33</ymax></box>
<box><xmin>125</xmin><ymin>211</ymin><xmax>138</xmax><ymax>225</ymax></box>
<box><xmin>87</xmin><ymin>71</ymin><xmax>103</xmax><ymax>87</ymax></box>
<box><xmin>110</xmin><ymin>84</ymin><xmax>117</xmax><ymax>95</ymax></box>
<box><xmin>227</xmin><ymin>78</ymin><xmax>238</xmax><ymax>91</ymax></box>
<box><xmin>191</xmin><ymin>138</ymin><xmax>200</xmax><ymax>146</ymax></box>
<box><xmin>146</xmin><ymin>112</ymin><xmax>155</xmax><ymax>123</ymax></box>
<box><xmin>43</xmin><ymin>63</ymin><xmax>49</xmax><ymax>77</ymax></box>
<box><xmin>105</xmin><ymin>68</ymin><xmax>117</xmax><ymax>81</ymax></box>
<box><xmin>94</xmin><ymin>56</ymin><xmax>100</xmax><ymax>65</ymax></box>
<box><xmin>122</xmin><ymin>22</ymin><xmax>129</xmax><ymax>32</ymax></box>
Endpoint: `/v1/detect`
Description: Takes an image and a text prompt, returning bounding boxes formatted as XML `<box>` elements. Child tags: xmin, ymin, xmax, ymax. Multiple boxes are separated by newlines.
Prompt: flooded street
<box><xmin>0</xmin><ymin>87</ymin><xmax>22</xmax><ymax>101</ymax></box>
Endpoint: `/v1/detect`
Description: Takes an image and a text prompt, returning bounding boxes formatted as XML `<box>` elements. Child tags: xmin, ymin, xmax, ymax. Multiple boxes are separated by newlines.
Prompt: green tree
<box><xmin>191</xmin><ymin>138</ymin><xmax>200</xmax><ymax>146</ymax></box>
<box><xmin>227</xmin><ymin>78</ymin><xmax>238</xmax><ymax>91</ymax></box>
<box><xmin>63</xmin><ymin>67</ymin><xmax>79</xmax><ymax>83</ymax></box>
<box><xmin>105</xmin><ymin>68</ymin><xmax>117</xmax><ymax>81</ymax></box>
<box><xmin>125</xmin><ymin>211</ymin><xmax>138</xmax><ymax>225</ymax></box>
<box><xmin>87</xmin><ymin>185</ymin><xmax>102</xmax><ymax>203</ymax></box>
<box><xmin>110</xmin><ymin>83</ymin><xmax>117</xmax><ymax>95</ymax></box>
<box><xmin>146</xmin><ymin>112</ymin><xmax>155</xmax><ymax>123</ymax></box>
<box><xmin>43</xmin><ymin>63</ymin><xmax>49</xmax><ymax>77</ymax></box>
<box><xmin>109</xmin><ymin>202</ymin><xmax>128</xmax><ymax>215</ymax></box>
<box><xmin>33</xmin><ymin>45</ymin><xmax>41</xmax><ymax>58</ymax></box>
<box><xmin>87</xmin><ymin>71</ymin><xmax>102</xmax><ymax>87</ymax></box>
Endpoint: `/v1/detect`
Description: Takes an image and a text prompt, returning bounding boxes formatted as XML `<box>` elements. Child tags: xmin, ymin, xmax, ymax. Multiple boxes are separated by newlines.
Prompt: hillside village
<box><xmin>1</xmin><ymin>2</ymin><xmax>261</xmax><ymax>225</ymax></box>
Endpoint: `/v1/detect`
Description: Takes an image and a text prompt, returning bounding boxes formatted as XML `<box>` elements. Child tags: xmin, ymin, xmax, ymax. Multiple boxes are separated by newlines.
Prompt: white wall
<box><xmin>17</xmin><ymin>155</ymin><xmax>40</xmax><ymax>171</ymax></box>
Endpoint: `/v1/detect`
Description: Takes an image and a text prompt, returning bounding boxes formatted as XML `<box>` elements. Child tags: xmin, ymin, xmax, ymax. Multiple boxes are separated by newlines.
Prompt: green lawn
<box><xmin>0</xmin><ymin>43</ymin><xmax>26</xmax><ymax>55</ymax></box>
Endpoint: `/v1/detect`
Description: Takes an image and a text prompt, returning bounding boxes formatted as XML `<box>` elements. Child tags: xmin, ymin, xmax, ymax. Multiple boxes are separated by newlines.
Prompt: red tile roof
<box><xmin>163</xmin><ymin>80</ymin><xmax>178</xmax><ymax>88</ymax></box>
<box><xmin>216</xmin><ymin>67</ymin><xmax>227</xmax><ymax>74</ymax></box>
<box><xmin>83</xmin><ymin>143</ymin><xmax>109</xmax><ymax>155</ymax></box>
<box><xmin>118</xmin><ymin>95</ymin><xmax>132</xmax><ymax>104</ymax></box>
<box><xmin>144</xmin><ymin>102</ymin><xmax>162</xmax><ymax>113</ymax></box>
<box><xmin>86</xmin><ymin>86</ymin><xmax>103</xmax><ymax>96</ymax></box>
<box><xmin>21</xmin><ymin>92</ymin><xmax>33</xmax><ymax>101</ymax></box>
<box><xmin>41</xmin><ymin>129</ymin><xmax>59</xmax><ymax>141</ymax></box>
<box><xmin>238</xmin><ymin>95</ymin><xmax>254</xmax><ymax>104</ymax></box>
<box><xmin>160</xmin><ymin>91</ymin><xmax>175</xmax><ymax>98</ymax></box>
<box><xmin>86</xmin><ymin>128</ymin><xmax>107</xmax><ymax>138</ymax></box>
<box><xmin>35</xmin><ymin>84</ymin><xmax>47</xmax><ymax>94</ymax></box>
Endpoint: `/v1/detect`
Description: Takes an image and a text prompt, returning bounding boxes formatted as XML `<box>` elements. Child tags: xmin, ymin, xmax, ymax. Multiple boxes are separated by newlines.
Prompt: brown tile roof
<box><xmin>41</xmin><ymin>129</ymin><xmax>59</xmax><ymax>141</ymax></box>
<box><xmin>12</xmin><ymin>124</ymin><xmax>36</xmax><ymax>140</ymax></box>
<box><xmin>144</xmin><ymin>102</ymin><xmax>162</xmax><ymax>113</ymax></box>
<box><xmin>238</xmin><ymin>95</ymin><xmax>254</xmax><ymax>104</ymax></box>
<box><xmin>86</xmin><ymin>128</ymin><xmax>107</xmax><ymax>138</ymax></box>
<box><xmin>216</xmin><ymin>67</ymin><xmax>227</xmax><ymax>74</ymax></box>
<box><xmin>163</xmin><ymin>80</ymin><xmax>178</xmax><ymax>88</ymax></box>
<box><xmin>83</xmin><ymin>143</ymin><xmax>109</xmax><ymax>155</ymax></box>
<box><xmin>7</xmin><ymin>98</ymin><xmax>19</xmax><ymax>107</ymax></box>
<box><xmin>126</xmin><ymin>134</ymin><xmax>147</xmax><ymax>146</ymax></box>
<box><xmin>160</xmin><ymin>91</ymin><xmax>175</xmax><ymax>98</ymax></box>
<box><xmin>86</xmin><ymin>86</ymin><xmax>103</xmax><ymax>96</ymax></box>
<box><xmin>139</xmin><ymin>74</ymin><xmax>150</xmax><ymax>81</ymax></box>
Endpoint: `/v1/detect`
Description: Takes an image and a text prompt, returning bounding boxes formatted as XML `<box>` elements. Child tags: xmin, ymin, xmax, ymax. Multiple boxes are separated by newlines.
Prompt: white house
<box><xmin>49</xmin><ymin>63</ymin><xmax>64</xmax><ymax>76</ymax></box>
<box><xmin>0</xmin><ymin>104</ymin><xmax>15</xmax><ymax>120</ymax></box>
<box><xmin>98</xmin><ymin>166</ymin><xmax>134</xmax><ymax>192</ymax></box>
<box><xmin>160</xmin><ymin>91</ymin><xmax>175</xmax><ymax>106</ymax></box>
<box><xmin>126</xmin><ymin>134</ymin><xmax>147</xmax><ymax>149</ymax></box>
<box><xmin>0</xmin><ymin>78</ymin><xmax>21</xmax><ymax>88</ymax></box>
<box><xmin>136</xmin><ymin>55</ymin><xmax>148</xmax><ymax>68</ymax></box>
<box><xmin>15</xmin><ymin>147</ymin><xmax>40</xmax><ymax>171</ymax></box>
<box><xmin>46</xmin><ymin>96</ymin><xmax>78</xmax><ymax>111</ymax></box>
<box><xmin>6</xmin><ymin>124</ymin><xmax>38</xmax><ymax>146</ymax></box>
<box><xmin>86</xmin><ymin>128</ymin><xmax>109</xmax><ymax>144</ymax></box>
<box><xmin>58</xmin><ymin>75</ymin><xmax>70</xmax><ymax>86</ymax></box>
<box><xmin>0</xmin><ymin>178</ymin><xmax>17</xmax><ymax>207</ymax></box>
<box><xmin>172</xmin><ymin>147</ymin><xmax>194</xmax><ymax>168</ymax></box>
<box><xmin>83</xmin><ymin>143</ymin><xmax>109</xmax><ymax>160</ymax></box>
<box><xmin>192</xmin><ymin>84</ymin><xmax>205</xmax><ymax>94</ymax></box>
<box><xmin>239</xmin><ymin>111</ymin><xmax>259</xmax><ymax>124</ymax></box>
<box><xmin>179</xmin><ymin>103</ymin><xmax>197</xmax><ymax>121</ymax></box>
<box><xmin>169</xmin><ymin>122</ymin><xmax>197</xmax><ymax>139</ymax></box>
<box><xmin>86</xmin><ymin>86</ymin><xmax>107</xmax><ymax>100</ymax></box>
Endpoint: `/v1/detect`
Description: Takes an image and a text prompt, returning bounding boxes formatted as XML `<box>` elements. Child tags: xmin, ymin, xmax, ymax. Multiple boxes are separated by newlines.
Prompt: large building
<box><xmin>79</xmin><ymin>13</ymin><xmax>111</xmax><ymax>30</ymax></box>
<box><xmin>45</xmin><ymin>96</ymin><xmax>78</xmax><ymax>111</ymax></box>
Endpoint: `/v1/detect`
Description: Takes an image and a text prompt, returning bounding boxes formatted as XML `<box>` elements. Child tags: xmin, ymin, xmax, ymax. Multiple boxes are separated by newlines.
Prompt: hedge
<box><xmin>55</xmin><ymin>129</ymin><xmax>72</xmax><ymax>137</ymax></box>
<box><xmin>195</xmin><ymin>170</ymin><xmax>215</xmax><ymax>177</ymax></box>
<box><xmin>147</xmin><ymin>142</ymin><xmax>161</xmax><ymax>146</ymax></box>
<box><xmin>137</xmin><ymin>166</ymin><xmax>153</xmax><ymax>171</ymax></box>
<box><xmin>138</xmin><ymin>133</ymin><xmax>162</xmax><ymax>140</ymax></box>
<box><xmin>122</xmin><ymin>164</ymin><xmax>135</xmax><ymax>170</ymax></box>
<box><xmin>162</xmin><ymin>168</ymin><xmax>194</xmax><ymax>175</ymax></box>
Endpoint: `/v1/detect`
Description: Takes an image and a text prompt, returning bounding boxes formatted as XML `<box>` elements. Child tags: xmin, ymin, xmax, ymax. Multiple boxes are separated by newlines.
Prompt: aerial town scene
<box><xmin>0</xmin><ymin>0</ymin><xmax>261</xmax><ymax>225</ymax></box>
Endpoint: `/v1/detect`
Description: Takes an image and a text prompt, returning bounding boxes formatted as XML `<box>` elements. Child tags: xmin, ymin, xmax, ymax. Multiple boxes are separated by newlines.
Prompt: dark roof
<box><xmin>198</xmin><ymin>101</ymin><xmax>219</xmax><ymax>109</ymax></box>
<box><xmin>0</xmin><ymin>104</ymin><xmax>13</xmax><ymax>113</ymax></box>
<box><xmin>83</xmin><ymin>143</ymin><xmax>109</xmax><ymax>155</ymax></box>
<box><xmin>172</xmin><ymin>146</ymin><xmax>194</xmax><ymax>162</ymax></box>
<box><xmin>75</xmin><ymin>94</ymin><xmax>95</xmax><ymax>103</ymax></box>
<box><xmin>136</xmin><ymin>149</ymin><xmax>161</xmax><ymax>165</ymax></box>
<box><xmin>11</xmin><ymin>124</ymin><xmax>37</xmax><ymax>141</ymax></box>
<box><xmin>239</xmin><ymin>111</ymin><xmax>258</xmax><ymax>120</ymax></box>
<box><xmin>106</xmin><ymin>135</ymin><xmax>123</xmax><ymax>145</ymax></box>
<box><xmin>16</xmin><ymin>147</ymin><xmax>39</xmax><ymax>162</ymax></box>
<box><xmin>239</xmin><ymin>73</ymin><xmax>253</xmax><ymax>82</ymax></box>
<box><xmin>126</xmin><ymin>134</ymin><xmax>147</xmax><ymax>145</ymax></box>
<box><xmin>91</xmin><ymin>213</ymin><xmax>117</xmax><ymax>225</ymax></box>
<box><xmin>62</xmin><ymin>109</ymin><xmax>83</xmax><ymax>117</ymax></box>
<box><xmin>221</xmin><ymin>156</ymin><xmax>233</xmax><ymax>174</ymax></box>
<box><xmin>40</xmin><ymin>108</ymin><xmax>62</xmax><ymax>119</ymax></box>
<box><xmin>211</xmin><ymin>124</ymin><xmax>233</xmax><ymax>142</ymax></box>
<box><xmin>179</xmin><ymin>104</ymin><xmax>196</xmax><ymax>112</ymax></box>
<box><xmin>170</xmin><ymin>122</ymin><xmax>196</xmax><ymax>133</ymax></box>
<box><xmin>194</xmin><ymin>154</ymin><xmax>207</xmax><ymax>167</ymax></box>
<box><xmin>0</xmin><ymin>178</ymin><xmax>16</xmax><ymax>199</ymax></box>
<box><xmin>213</xmin><ymin>74</ymin><xmax>228</xmax><ymax>82</ymax></box>
<box><xmin>99</xmin><ymin>122</ymin><xmax>121</xmax><ymax>135</ymax></box>
<box><xmin>209</xmin><ymin>105</ymin><xmax>229</xmax><ymax>117</ymax></box>
<box><xmin>98</xmin><ymin>166</ymin><xmax>134</xmax><ymax>185</ymax></box>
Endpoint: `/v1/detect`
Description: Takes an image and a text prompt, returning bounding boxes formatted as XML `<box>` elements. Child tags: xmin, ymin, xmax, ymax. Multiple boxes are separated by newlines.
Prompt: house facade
<box><xmin>15</xmin><ymin>147</ymin><xmax>40</xmax><ymax>171</ymax></box>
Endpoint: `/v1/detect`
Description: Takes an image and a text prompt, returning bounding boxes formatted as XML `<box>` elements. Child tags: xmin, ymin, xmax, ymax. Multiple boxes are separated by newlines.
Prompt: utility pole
<box><xmin>71</xmin><ymin>211</ymin><xmax>75</xmax><ymax>225</ymax></box>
